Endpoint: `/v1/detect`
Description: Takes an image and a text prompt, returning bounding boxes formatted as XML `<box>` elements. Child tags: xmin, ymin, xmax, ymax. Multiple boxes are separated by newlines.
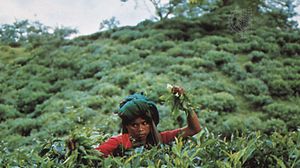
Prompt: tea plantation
<box><xmin>0</xmin><ymin>6</ymin><xmax>300</xmax><ymax>167</ymax></box>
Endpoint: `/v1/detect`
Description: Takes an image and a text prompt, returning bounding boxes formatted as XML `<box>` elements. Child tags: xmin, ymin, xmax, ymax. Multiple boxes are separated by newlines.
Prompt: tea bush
<box><xmin>281</xmin><ymin>43</ymin><xmax>300</xmax><ymax>56</ymax></box>
<box><xmin>129</xmin><ymin>38</ymin><xmax>154</xmax><ymax>50</ymax></box>
<box><xmin>168</xmin><ymin>64</ymin><xmax>193</xmax><ymax>76</ymax></box>
<box><xmin>221</xmin><ymin>63</ymin><xmax>248</xmax><ymax>80</ymax></box>
<box><xmin>201</xmin><ymin>35</ymin><xmax>232</xmax><ymax>46</ymax></box>
<box><xmin>263</xmin><ymin>103</ymin><xmax>300</xmax><ymax>130</ymax></box>
<box><xmin>200</xmin><ymin>92</ymin><xmax>237</xmax><ymax>112</ymax></box>
<box><xmin>216</xmin><ymin>115</ymin><xmax>264</xmax><ymax>137</ymax></box>
<box><xmin>0</xmin><ymin>104</ymin><xmax>21</xmax><ymax>121</ymax></box>
<box><xmin>218</xmin><ymin>43</ymin><xmax>240</xmax><ymax>54</ymax></box>
<box><xmin>16</xmin><ymin>89</ymin><xmax>50</xmax><ymax>114</ymax></box>
<box><xmin>166</xmin><ymin>46</ymin><xmax>195</xmax><ymax>57</ymax></box>
<box><xmin>110</xmin><ymin>29</ymin><xmax>143</xmax><ymax>43</ymax></box>
<box><xmin>239</xmin><ymin>78</ymin><xmax>269</xmax><ymax>96</ymax></box>
<box><xmin>248</xmin><ymin>51</ymin><xmax>267</xmax><ymax>63</ymax></box>
<box><xmin>7</xmin><ymin>118</ymin><xmax>41</xmax><ymax>136</ymax></box>
<box><xmin>263</xmin><ymin>118</ymin><xmax>287</xmax><ymax>135</ymax></box>
<box><xmin>153</xmin><ymin>40</ymin><xmax>176</xmax><ymax>51</ymax></box>
<box><xmin>193</xmin><ymin>40</ymin><xmax>216</xmax><ymax>56</ymax></box>
<box><xmin>203</xmin><ymin>50</ymin><xmax>235</xmax><ymax>67</ymax></box>
<box><xmin>244</xmin><ymin>94</ymin><xmax>273</xmax><ymax>108</ymax></box>
<box><xmin>267</xmin><ymin>79</ymin><xmax>293</xmax><ymax>97</ymax></box>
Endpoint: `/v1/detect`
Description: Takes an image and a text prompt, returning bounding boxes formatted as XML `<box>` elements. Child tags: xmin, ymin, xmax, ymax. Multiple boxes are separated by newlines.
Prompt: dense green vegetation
<box><xmin>1</xmin><ymin>3</ymin><xmax>300</xmax><ymax>167</ymax></box>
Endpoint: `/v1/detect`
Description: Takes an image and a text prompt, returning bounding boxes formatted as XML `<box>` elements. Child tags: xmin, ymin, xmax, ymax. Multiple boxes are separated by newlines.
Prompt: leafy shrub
<box><xmin>73</xmin><ymin>79</ymin><xmax>97</xmax><ymax>91</ymax></box>
<box><xmin>0</xmin><ymin>104</ymin><xmax>21</xmax><ymax>121</ymax></box>
<box><xmin>168</xmin><ymin>64</ymin><xmax>193</xmax><ymax>76</ymax></box>
<box><xmin>167</xmin><ymin>46</ymin><xmax>194</xmax><ymax>57</ymax></box>
<box><xmin>221</xmin><ymin>63</ymin><xmax>248</xmax><ymax>80</ymax></box>
<box><xmin>201</xmin><ymin>35</ymin><xmax>232</xmax><ymax>46</ymax></box>
<box><xmin>239</xmin><ymin>78</ymin><xmax>269</xmax><ymax>96</ymax></box>
<box><xmin>244</xmin><ymin>94</ymin><xmax>273</xmax><ymax>108</ymax></box>
<box><xmin>109</xmin><ymin>53</ymin><xmax>140</xmax><ymax>66</ymax></box>
<box><xmin>193</xmin><ymin>41</ymin><xmax>216</xmax><ymax>56</ymax></box>
<box><xmin>39</xmin><ymin>128</ymin><xmax>102</xmax><ymax>167</ymax></box>
<box><xmin>90</xmin><ymin>83</ymin><xmax>121</xmax><ymax>97</ymax></box>
<box><xmin>218</xmin><ymin>43</ymin><xmax>239</xmax><ymax>53</ymax></box>
<box><xmin>154</xmin><ymin>41</ymin><xmax>176</xmax><ymax>51</ymax></box>
<box><xmin>277</xmin><ymin>31</ymin><xmax>300</xmax><ymax>43</ymax></box>
<box><xmin>248</xmin><ymin>51</ymin><xmax>267</xmax><ymax>63</ymax></box>
<box><xmin>129</xmin><ymin>38</ymin><xmax>154</xmax><ymax>50</ymax></box>
<box><xmin>236</xmin><ymin>42</ymin><xmax>252</xmax><ymax>53</ymax></box>
<box><xmin>163</xmin><ymin>29</ymin><xmax>188</xmax><ymax>41</ymax></box>
<box><xmin>217</xmin><ymin>115</ymin><xmax>263</xmax><ymax>136</ymax></box>
<box><xmin>183</xmin><ymin>57</ymin><xmax>206</xmax><ymax>68</ymax></box>
<box><xmin>263</xmin><ymin>119</ymin><xmax>287</xmax><ymax>135</ymax></box>
<box><xmin>45</xmin><ymin>69</ymin><xmax>75</xmax><ymax>84</ymax></box>
<box><xmin>289</xmin><ymin>80</ymin><xmax>300</xmax><ymax>95</ymax></box>
<box><xmin>7</xmin><ymin>118</ymin><xmax>41</xmax><ymax>136</ymax></box>
<box><xmin>38</xmin><ymin>113</ymin><xmax>74</xmax><ymax>136</ymax></box>
<box><xmin>107</xmin><ymin>71</ymin><xmax>134</xmax><ymax>88</ymax></box>
<box><xmin>203</xmin><ymin>50</ymin><xmax>234</xmax><ymax>67</ymax></box>
<box><xmin>33</xmin><ymin>98</ymin><xmax>72</xmax><ymax>117</ymax></box>
<box><xmin>243</xmin><ymin>62</ymin><xmax>254</xmax><ymax>73</ymax></box>
<box><xmin>263</xmin><ymin>42</ymin><xmax>280</xmax><ymax>55</ymax></box>
<box><xmin>79</xmin><ymin>60</ymin><xmax>112</xmax><ymax>78</ymax></box>
<box><xmin>267</xmin><ymin>79</ymin><xmax>293</xmax><ymax>97</ymax></box>
<box><xmin>17</xmin><ymin>89</ymin><xmax>49</xmax><ymax>114</ymax></box>
<box><xmin>281</xmin><ymin>43</ymin><xmax>300</xmax><ymax>56</ymax></box>
<box><xmin>200</xmin><ymin>92</ymin><xmax>237</xmax><ymax>112</ymax></box>
<box><xmin>144</xmin><ymin>55</ymin><xmax>177</xmax><ymax>70</ymax></box>
<box><xmin>263</xmin><ymin>103</ymin><xmax>300</xmax><ymax>130</ymax></box>
<box><xmin>110</xmin><ymin>29</ymin><xmax>143</xmax><ymax>43</ymax></box>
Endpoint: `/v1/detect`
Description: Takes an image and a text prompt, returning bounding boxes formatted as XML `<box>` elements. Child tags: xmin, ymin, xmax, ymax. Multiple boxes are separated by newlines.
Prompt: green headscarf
<box><xmin>118</xmin><ymin>93</ymin><xmax>159</xmax><ymax>126</ymax></box>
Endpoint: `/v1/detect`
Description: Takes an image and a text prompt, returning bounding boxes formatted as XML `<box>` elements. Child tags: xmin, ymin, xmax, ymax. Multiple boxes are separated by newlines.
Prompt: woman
<box><xmin>96</xmin><ymin>87</ymin><xmax>201</xmax><ymax>157</ymax></box>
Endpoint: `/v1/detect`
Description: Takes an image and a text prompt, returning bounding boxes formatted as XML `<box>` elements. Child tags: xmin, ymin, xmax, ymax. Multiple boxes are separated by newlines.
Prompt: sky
<box><xmin>0</xmin><ymin>0</ymin><xmax>158</xmax><ymax>36</ymax></box>
<box><xmin>0</xmin><ymin>0</ymin><xmax>300</xmax><ymax>37</ymax></box>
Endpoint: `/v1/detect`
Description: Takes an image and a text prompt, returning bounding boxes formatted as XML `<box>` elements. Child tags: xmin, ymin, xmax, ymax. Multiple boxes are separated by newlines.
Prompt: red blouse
<box><xmin>96</xmin><ymin>128</ymin><xmax>181</xmax><ymax>157</ymax></box>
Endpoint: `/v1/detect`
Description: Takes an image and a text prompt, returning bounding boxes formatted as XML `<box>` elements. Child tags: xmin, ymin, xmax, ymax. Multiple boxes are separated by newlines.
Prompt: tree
<box><xmin>260</xmin><ymin>0</ymin><xmax>300</xmax><ymax>28</ymax></box>
<box><xmin>0</xmin><ymin>20</ymin><xmax>77</xmax><ymax>47</ymax></box>
<box><xmin>99</xmin><ymin>17</ymin><xmax>120</xmax><ymax>30</ymax></box>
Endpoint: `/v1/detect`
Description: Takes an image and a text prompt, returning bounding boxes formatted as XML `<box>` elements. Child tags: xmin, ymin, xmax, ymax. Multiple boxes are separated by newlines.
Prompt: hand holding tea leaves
<box><xmin>164</xmin><ymin>84</ymin><xmax>194</xmax><ymax>118</ymax></box>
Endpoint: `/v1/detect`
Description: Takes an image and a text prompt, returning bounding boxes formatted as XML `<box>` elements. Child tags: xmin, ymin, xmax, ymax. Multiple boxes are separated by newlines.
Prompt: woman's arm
<box><xmin>170</xmin><ymin>86</ymin><xmax>201</xmax><ymax>138</ymax></box>
<box><xmin>180</xmin><ymin>109</ymin><xmax>201</xmax><ymax>137</ymax></box>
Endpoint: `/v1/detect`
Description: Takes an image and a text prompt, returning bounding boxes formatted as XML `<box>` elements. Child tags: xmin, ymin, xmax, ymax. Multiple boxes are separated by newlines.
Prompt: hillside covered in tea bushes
<box><xmin>1</xmin><ymin>5</ymin><xmax>300</xmax><ymax>167</ymax></box>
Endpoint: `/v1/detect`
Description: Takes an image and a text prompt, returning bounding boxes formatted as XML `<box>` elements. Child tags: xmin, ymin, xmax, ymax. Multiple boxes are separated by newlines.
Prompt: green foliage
<box><xmin>154</xmin><ymin>40</ymin><xmax>176</xmax><ymax>51</ymax></box>
<box><xmin>239</xmin><ymin>78</ymin><xmax>269</xmax><ymax>96</ymax></box>
<box><xmin>6</xmin><ymin>117</ymin><xmax>41</xmax><ymax>136</ymax></box>
<box><xmin>244</xmin><ymin>94</ymin><xmax>273</xmax><ymax>108</ymax></box>
<box><xmin>263</xmin><ymin>119</ymin><xmax>287</xmax><ymax>135</ymax></box>
<box><xmin>248</xmin><ymin>51</ymin><xmax>267</xmax><ymax>63</ymax></box>
<box><xmin>201</xmin><ymin>35</ymin><xmax>233</xmax><ymax>46</ymax></box>
<box><xmin>1</xmin><ymin>8</ymin><xmax>300</xmax><ymax>167</ymax></box>
<box><xmin>0</xmin><ymin>104</ymin><xmax>21</xmax><ymax>121</ymax></box>
<box><xmin>221</xmin><ymin>63</ymin><xmax>248</xmax><ymax>80</ymax></box>
<box><xmin>129</xmin><ymin>38</ymin><xmax>154</xmax><ymax>50</ymax></box>
<box><xmin>99</xmin><ymin>16</ymin><xmax>120</xmax><ymax>30</ymax></box>
<box><xmin>200</xmin><ymin>92</ymin><xmax>237</xmax><ymax>112</ymax></box>
<box><xmin>267</xmin><ymin>79</ymin><xmax>293</xmax><ymax>97</ymax></box>
<box><xmin>203</xmin><ymin>50</ymin><xmax>235</xmax><ymax>67</ymax></box>
<box><xmin>110</xmin><ymin>29</ymin><xmax>143</xmax><ymax>43</ymax></box>
<box><xmin>218</xmin><ymin>43</ymin><xmax>240</xmax><ymax>54</ymax></box>
<box><xmin>263</xmin><ymin>103</ymin><xmax>300</xmax><ymax>130</ymax></box>
<box><xmin>282</xmin><ymin>43</ymin><xmax>300</xmax><ymax>56</ymax></box>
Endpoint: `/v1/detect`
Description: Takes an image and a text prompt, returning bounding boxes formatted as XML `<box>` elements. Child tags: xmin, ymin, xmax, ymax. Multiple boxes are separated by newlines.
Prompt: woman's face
<box><xmin>125</xmin><ymin>117</ymin><xmax>150</xmax><ymax>143</ymax></box>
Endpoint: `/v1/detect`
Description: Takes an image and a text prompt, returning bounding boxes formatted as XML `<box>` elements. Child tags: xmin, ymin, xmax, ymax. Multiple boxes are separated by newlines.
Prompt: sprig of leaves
<box><xmin>161</xmin><ymin>84</ymin><xmax>194</xmax><ymax>119</ymax></box>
